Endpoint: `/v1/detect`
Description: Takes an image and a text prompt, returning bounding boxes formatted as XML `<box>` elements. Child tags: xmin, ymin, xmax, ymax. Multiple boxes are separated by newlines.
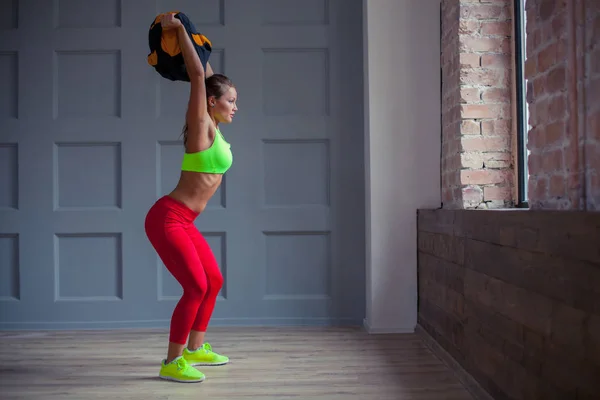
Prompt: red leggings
<box><xmin>144</xmin><ymin>195</ymin><xmax>223</xmax><ymax>345</ymax></box>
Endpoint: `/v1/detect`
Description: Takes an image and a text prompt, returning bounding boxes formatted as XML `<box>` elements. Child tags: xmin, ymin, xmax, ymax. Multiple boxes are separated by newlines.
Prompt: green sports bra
<box><xmin>181</xmin><ymin>128</ymin><xmax>233</xmax><ymax>174</ymax></box>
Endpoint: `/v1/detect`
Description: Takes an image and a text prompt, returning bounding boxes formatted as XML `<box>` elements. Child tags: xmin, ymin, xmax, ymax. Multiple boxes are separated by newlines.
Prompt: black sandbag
<box><xmin>147</xmin><ymin>11</ymin><xmax>212</xmax><ymax>82</ymax></box>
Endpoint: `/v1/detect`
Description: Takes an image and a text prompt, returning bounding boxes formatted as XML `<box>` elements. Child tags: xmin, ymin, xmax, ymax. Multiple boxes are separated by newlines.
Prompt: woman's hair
<box><xmin>181</xmin><ymin>73</ymin><xmax>234</xmax><ymax>146</ymax></box>
<box><xmin>206</xmin><ymin>73</ymin><xmax>234</xmax><ymax>101</ymax></box>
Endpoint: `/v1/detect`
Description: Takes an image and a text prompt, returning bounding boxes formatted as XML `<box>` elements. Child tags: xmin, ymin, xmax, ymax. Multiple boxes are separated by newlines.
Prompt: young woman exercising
<box><xmin>144</xmin><ymin>12</ymin><xmax>238</xmax><ymax>383</ymax></box>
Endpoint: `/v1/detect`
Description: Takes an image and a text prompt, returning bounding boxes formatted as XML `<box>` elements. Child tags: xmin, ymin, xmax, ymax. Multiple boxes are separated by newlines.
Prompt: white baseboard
<box><xmin>0</xmin><ymin>317</ymin><xmax>363</xmax><ymax>331</ymax></box>
<box><xmin>362</xmin><ymin>318</ymin><xmax>415</xmax><ymax>334</ymax></box>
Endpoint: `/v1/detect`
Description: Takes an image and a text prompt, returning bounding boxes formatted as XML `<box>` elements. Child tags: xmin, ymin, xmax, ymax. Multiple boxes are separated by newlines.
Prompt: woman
<box><xmin>144</xmin><ymin>13</ymin><xmax>237</xmax><ymax>383</ymax></box>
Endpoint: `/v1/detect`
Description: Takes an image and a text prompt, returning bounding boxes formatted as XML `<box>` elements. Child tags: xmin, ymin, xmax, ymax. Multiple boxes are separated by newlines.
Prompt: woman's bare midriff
<box><xmin>168</xmin><ymin>170</ymin><xmax>223</xmax><ymax>214</ymax></box>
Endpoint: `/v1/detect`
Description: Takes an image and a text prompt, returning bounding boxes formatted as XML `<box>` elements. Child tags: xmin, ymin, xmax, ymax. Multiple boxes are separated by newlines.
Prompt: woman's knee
<box><xmin>208</xmin><ymin>271</ymin><xmax>224</xmax><ymax>293</ymax></box>
<box><xmin>183</xmin><ymin>278</ymin><xmax>208</xmax><ymax>300</ymax></box>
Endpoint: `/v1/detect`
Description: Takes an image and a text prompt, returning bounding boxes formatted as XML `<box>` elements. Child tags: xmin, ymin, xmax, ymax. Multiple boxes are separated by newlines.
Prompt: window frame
<box><xmin>514</xmin><ymin>0</ymin><xmax>529</xmax><ymax>208</ymax></box>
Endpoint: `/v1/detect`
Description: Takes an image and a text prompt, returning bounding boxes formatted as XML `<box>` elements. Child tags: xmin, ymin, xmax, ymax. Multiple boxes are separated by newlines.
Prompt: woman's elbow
<box><xmin>188</xmin><ymin>70</ymin><xmax>205</xmax><ymax>81</ymax></box>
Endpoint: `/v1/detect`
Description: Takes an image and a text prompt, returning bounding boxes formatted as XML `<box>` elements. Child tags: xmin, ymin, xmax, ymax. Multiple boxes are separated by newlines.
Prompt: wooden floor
<box><xmin>0</xmin><ymin>327</ymin><xmax>473</xmax><ymax>400</ymax></box>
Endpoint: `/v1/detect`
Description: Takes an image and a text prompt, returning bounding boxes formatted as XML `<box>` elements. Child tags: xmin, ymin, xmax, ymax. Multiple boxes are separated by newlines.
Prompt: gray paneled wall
<box><xmin>0</xmin><ymin>0</ymin><xmax>365</xmax><ymax>329</ymax></box>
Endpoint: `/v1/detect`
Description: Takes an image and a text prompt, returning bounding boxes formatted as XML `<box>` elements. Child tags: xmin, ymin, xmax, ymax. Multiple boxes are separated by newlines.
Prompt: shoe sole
<box><xmin>159</xmin><ymin>375</ymin><xmax>206</xmax><ymax>383</ymax></box>
<box><xmin>189</xmin><ymin>360</ymin><xmax>229</xmax><ymax>366</ymax></box>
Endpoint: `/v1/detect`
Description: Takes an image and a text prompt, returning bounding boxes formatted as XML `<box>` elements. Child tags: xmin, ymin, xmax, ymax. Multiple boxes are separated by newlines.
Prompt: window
<box><xmin>514</xmin><ymin>0</ymin><xmax>529</xmax><ymax>208</ymax></box>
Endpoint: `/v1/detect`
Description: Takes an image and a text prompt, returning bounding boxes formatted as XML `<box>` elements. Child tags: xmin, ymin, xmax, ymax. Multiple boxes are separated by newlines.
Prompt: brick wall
<box><xmin>417</xmin><ymin>209</ymin><xmax>600</xmax><ymax>399</ymax></box>
<box><xmin>524</xmin><ymin>0</ymin><xmax>599</xmax><ymax>210</ymax></box>
<box><xmin>441</xmin><ymin>0</ymin><xmax>599</xmax><ymax>210</ymax></box>
<box><xmin>583</xmin><ymin>3</ymin><xmax>600</xmax><ymax>210</ymax></box>
<box><xmin>442</xmin><ymin>0</ymin><xmax>514</xmax><ymax>209</ymax></box>
<box><xmin>441</xmin><ymin>0</ymin><xmax>462</xmax><ymax>208</ymax></box>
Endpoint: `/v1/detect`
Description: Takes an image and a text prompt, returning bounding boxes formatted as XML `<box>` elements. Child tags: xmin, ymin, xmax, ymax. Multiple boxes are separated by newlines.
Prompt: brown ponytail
<box><xmin>180</xmin><ymin>73</ymin><xmax>234</xmax><ymax>146</ymax></box>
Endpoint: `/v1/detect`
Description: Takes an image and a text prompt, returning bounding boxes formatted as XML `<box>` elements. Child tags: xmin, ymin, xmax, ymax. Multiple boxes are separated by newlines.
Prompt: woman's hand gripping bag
<box><xmin>147</xmin><ymin>11</ymin><xmax>212</xmax><ymax>81</ymax></box>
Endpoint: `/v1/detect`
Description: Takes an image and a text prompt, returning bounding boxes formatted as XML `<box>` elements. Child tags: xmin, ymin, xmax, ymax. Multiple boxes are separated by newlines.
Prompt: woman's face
<box><xmin>210</xmin><ymin>87</ymin><xmax>238</xmax><ymax>124</ymax></box>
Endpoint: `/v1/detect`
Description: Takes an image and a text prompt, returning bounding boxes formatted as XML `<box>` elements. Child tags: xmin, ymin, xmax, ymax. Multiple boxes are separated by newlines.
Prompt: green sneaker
<box><xmin>158</xmin><ymin>356</ymin><xmax>205</xmax><ymax>383</ymax></box>
<box><xmin>183</xmin><ymin>343</ymin><xmax>229</xmax><ymax>366</ymax></box>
